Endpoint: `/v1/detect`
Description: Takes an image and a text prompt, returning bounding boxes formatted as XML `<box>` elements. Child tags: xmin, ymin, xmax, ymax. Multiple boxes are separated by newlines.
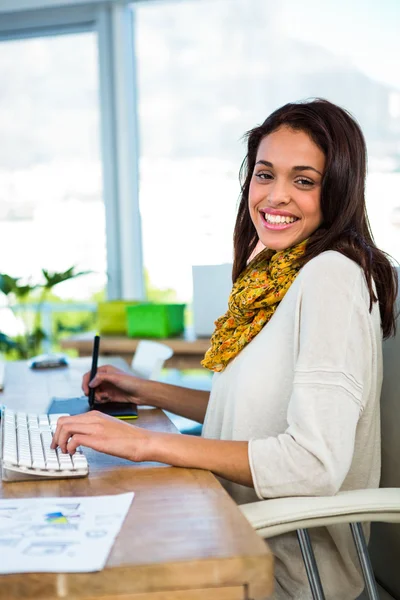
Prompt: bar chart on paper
<box><xmin>0</xmin><ymin>492</ymin><xmax>134</xmax><ymax>573</ymax></box>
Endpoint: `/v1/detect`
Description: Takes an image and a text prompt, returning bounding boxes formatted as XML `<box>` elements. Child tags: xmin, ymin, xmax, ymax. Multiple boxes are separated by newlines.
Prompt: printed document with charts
<box><xmin>0</xmin><ymin>492</ymin><xmax>134</xmax><ymax>573</ymax></box>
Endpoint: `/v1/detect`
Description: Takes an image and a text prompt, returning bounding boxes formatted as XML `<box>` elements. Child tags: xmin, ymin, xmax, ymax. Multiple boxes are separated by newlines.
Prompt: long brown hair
<box><xmin>233</xmin><ymin>98</ymin><xmax>398</xmax><ymax>338</ymax></box>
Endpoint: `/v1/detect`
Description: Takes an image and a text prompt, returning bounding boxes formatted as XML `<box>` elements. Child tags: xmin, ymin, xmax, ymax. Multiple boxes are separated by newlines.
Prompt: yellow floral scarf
<box><xmin>201</xmin><ymin>240</ymin><xmax>307</xmax><ymax>372</ymax></box>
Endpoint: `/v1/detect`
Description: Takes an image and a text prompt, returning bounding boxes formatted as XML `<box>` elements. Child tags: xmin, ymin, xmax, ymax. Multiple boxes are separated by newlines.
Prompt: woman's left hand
<box><xmin>50</xmin><ymin>411</ymin><xmax>150</xmax><ymax>462</ymax></box>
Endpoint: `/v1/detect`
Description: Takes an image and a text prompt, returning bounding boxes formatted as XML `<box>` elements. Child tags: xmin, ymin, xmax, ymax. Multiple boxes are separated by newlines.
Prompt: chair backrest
<box><xmin>131</xmin><ymin>340</ymin><xmax>173</xmax><ymax>380</ymax></box>
<box><xmin>369</xmin><ymin>278</ymin><xmax>400</xmax><ymax>599</ymax></box>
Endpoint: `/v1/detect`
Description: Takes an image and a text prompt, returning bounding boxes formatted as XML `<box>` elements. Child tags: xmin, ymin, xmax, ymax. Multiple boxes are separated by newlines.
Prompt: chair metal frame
<box><xmin>297</xmin><ymin>523</ymin><xmax>380</xmax><ymax>600</ymax></box>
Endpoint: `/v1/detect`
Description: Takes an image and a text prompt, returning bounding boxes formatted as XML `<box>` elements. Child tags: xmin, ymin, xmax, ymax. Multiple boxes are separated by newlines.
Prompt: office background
<box><xmin>0</xmin><ymin>0</ymin><xmax>399</xmax><ymax>334</ymax></box>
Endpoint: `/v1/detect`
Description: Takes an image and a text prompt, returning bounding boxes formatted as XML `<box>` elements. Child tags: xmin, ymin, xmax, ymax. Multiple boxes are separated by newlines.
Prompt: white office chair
<box><xmin>240</xmin><ymin>489</ymin><xmax>400</xmax><ymax>600</ymax></box>
<box><xmin>240</xmin><ymin>302</ymin><xmax>400</xmax><ymax>600</ymax></box>
<box><xmin>130</xmin><ymin>340</ymin><xmax>173</xmax><ymax>381</ymax></box>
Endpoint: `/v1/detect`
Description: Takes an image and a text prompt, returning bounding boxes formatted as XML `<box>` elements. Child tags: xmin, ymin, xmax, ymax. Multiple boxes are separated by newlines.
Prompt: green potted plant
<box><xmin>0</xmin><ymin>267</ymin><xmax>90</xmax><ymax>359</ymax></box>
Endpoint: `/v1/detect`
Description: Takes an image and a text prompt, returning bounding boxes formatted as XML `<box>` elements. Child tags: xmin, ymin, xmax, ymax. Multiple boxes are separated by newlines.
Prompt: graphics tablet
<box><xmin>47</xmin><ymin>396</ymin><xmax>138</xmax><ymax>419</ymax></box>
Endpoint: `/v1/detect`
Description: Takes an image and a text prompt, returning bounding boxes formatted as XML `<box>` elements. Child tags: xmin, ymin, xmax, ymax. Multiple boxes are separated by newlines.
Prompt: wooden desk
<box><xmin>0</xmin><ymin>358</ymin><xmax>273</xmax><ymax>600</ymax></box>
<box><xmin>60</xmin><ymin>333</ymin><xmax>211</xmax><ymax>369</ymax></box>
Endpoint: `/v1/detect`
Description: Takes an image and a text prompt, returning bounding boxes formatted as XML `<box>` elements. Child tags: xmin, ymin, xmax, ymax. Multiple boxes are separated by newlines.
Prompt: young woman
<box><xmin>52</xmin><ymin>99</ymin><xmax>398</xmax><ymax>599</ymax></box>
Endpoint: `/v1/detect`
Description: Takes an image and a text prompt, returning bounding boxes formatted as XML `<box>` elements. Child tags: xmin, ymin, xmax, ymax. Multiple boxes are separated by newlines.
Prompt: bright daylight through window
<box><xmin>135</xmin><ymin>0</ymin><xmax>400</xmax><ymax>303</ymax></box>
<box><xmin>0</xmin><ymin>32</ymin><xmax>105</xmax><ymax>302</ymax></box>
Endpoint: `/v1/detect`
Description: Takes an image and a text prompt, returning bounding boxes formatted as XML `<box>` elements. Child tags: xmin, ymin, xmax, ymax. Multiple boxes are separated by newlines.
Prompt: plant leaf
<box><xmin>0</xmin><ymin>331</ymin><xmax>18</xmax><ymax>351</ymax></box>
<box><xmin>42</xmin><ymin>267</ymin><xmax>92</xmax><ymax>289</ymax></box>
<box><xmin>14</xmin><ymin>283</ymin><xmax>38</xmax><ymax>299</ymax></box>
<box><xmin>0</xmin><ymin>273</ymin><xmax>20</xmax><ymax>296</ymax></box>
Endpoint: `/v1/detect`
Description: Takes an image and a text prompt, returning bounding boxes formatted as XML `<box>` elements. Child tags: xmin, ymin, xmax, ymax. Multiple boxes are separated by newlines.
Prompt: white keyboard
<box><xmin>1</xmin><ymin>408</ymin><xmax>89</xmax><ymax>482</ymax></box>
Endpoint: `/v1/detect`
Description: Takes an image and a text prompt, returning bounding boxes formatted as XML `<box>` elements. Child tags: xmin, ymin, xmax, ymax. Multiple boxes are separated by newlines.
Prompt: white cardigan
<box><xmin>202</xmin><ymin>251</ymin><xmax>382</xmax><ymax>600</ymax></box>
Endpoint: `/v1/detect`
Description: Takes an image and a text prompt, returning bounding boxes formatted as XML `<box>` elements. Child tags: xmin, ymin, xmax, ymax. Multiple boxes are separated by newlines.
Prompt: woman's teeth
<box><xmin>263</xmin><ymin>213</ymin><xmax>297</xmax><ymax>224</ymax></box>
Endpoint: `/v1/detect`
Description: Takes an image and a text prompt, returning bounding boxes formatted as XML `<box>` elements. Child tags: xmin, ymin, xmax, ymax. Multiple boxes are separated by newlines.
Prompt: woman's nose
<box><xmin>267</xmin><ymin>182</ymin><xmax>291</xmax><ymax>206</ymax></box>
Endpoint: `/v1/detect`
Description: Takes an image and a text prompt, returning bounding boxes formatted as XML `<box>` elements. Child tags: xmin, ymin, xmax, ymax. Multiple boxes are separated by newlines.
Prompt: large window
<box><xmin>135</xmin><ymin>0</ymin><xmax>400</xmax><ymax>301</ymax></box>
<box><xmin>0</xmin><ymin>31</ymin><xmax>105</xmax><ymax>300</ymax></box>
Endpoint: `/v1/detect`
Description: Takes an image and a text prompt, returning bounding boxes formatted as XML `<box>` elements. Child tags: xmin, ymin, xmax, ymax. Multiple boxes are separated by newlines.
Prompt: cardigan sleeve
<box><xmin>248</xmin><ymin>254</ymin><xmax>377</xmax><ymax>499</ymax></box>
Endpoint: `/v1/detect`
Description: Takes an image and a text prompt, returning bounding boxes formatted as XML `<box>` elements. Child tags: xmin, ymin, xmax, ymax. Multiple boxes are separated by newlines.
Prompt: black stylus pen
<box><xmin>88</xmin><ymin>335</ymin><xmax>100</xmax><ymax>409</ymax></box>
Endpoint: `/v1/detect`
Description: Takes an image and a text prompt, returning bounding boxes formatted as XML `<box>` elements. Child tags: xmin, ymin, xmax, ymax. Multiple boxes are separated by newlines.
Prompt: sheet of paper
<box><xmin>0</xmin><ymin>492</ymin><xmax>134</xmax><ymax>573</ymax></box>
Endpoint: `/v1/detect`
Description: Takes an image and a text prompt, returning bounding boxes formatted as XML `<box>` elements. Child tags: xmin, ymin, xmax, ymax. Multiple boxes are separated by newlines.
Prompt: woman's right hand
<box><xmin>82</xmin><ymin>364</ymin><xmax>148</xmax><ymax>406</ymax></box>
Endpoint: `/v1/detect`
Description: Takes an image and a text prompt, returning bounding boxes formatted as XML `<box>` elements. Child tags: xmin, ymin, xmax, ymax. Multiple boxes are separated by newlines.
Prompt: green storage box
<box><xmin>98</xmin><ymin>300</ymin><xmax>138</xmax><ymax>335</ymax></box>
<box><xmin>126</xmin><ymin>303</ymin><xmax>186</xmax><ymax>338</ymax></box>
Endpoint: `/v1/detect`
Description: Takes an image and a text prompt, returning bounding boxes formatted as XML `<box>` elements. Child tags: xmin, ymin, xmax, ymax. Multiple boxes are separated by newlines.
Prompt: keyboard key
<box><xmin>72</xmin><ymin>455</ymin><xmax>88</xmax><ymax>468</ymax></box>
<box><xmin>47</xmin><ymin>462</ymin><xmax>60</xmax><ymax>471</ymax></box>
<box><xmin>18</xmin><ymin>456</ymin><xmax>32</xmax><ymax>468</ymax></box>
<box><xmin>49</xmin><ymin>413</ymin><xmax>69</xmax><ymax>425</ymax></box>
<box><xmin>58</xmin><ymin>455</ymin><xmax>74</xmax><ymax>470</ymax></box>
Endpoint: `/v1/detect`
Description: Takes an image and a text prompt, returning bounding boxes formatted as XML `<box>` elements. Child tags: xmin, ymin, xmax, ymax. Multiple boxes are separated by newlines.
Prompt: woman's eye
<box><xmin>255</xmin><ymin>172</ymin><xmax>272</xmax><ymax>181</ymax></box>
<box><xmin>295</xmin><ymin>178</ymin><xmax>314</xmax><ymax>187</ymax></box>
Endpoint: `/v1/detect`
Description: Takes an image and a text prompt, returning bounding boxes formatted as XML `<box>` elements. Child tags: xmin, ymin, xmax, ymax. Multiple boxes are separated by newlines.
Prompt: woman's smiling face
<box><xmin>248</xmin><ymin>126</ymin><xmax>325</xmax><ymax>251</ymax></box>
